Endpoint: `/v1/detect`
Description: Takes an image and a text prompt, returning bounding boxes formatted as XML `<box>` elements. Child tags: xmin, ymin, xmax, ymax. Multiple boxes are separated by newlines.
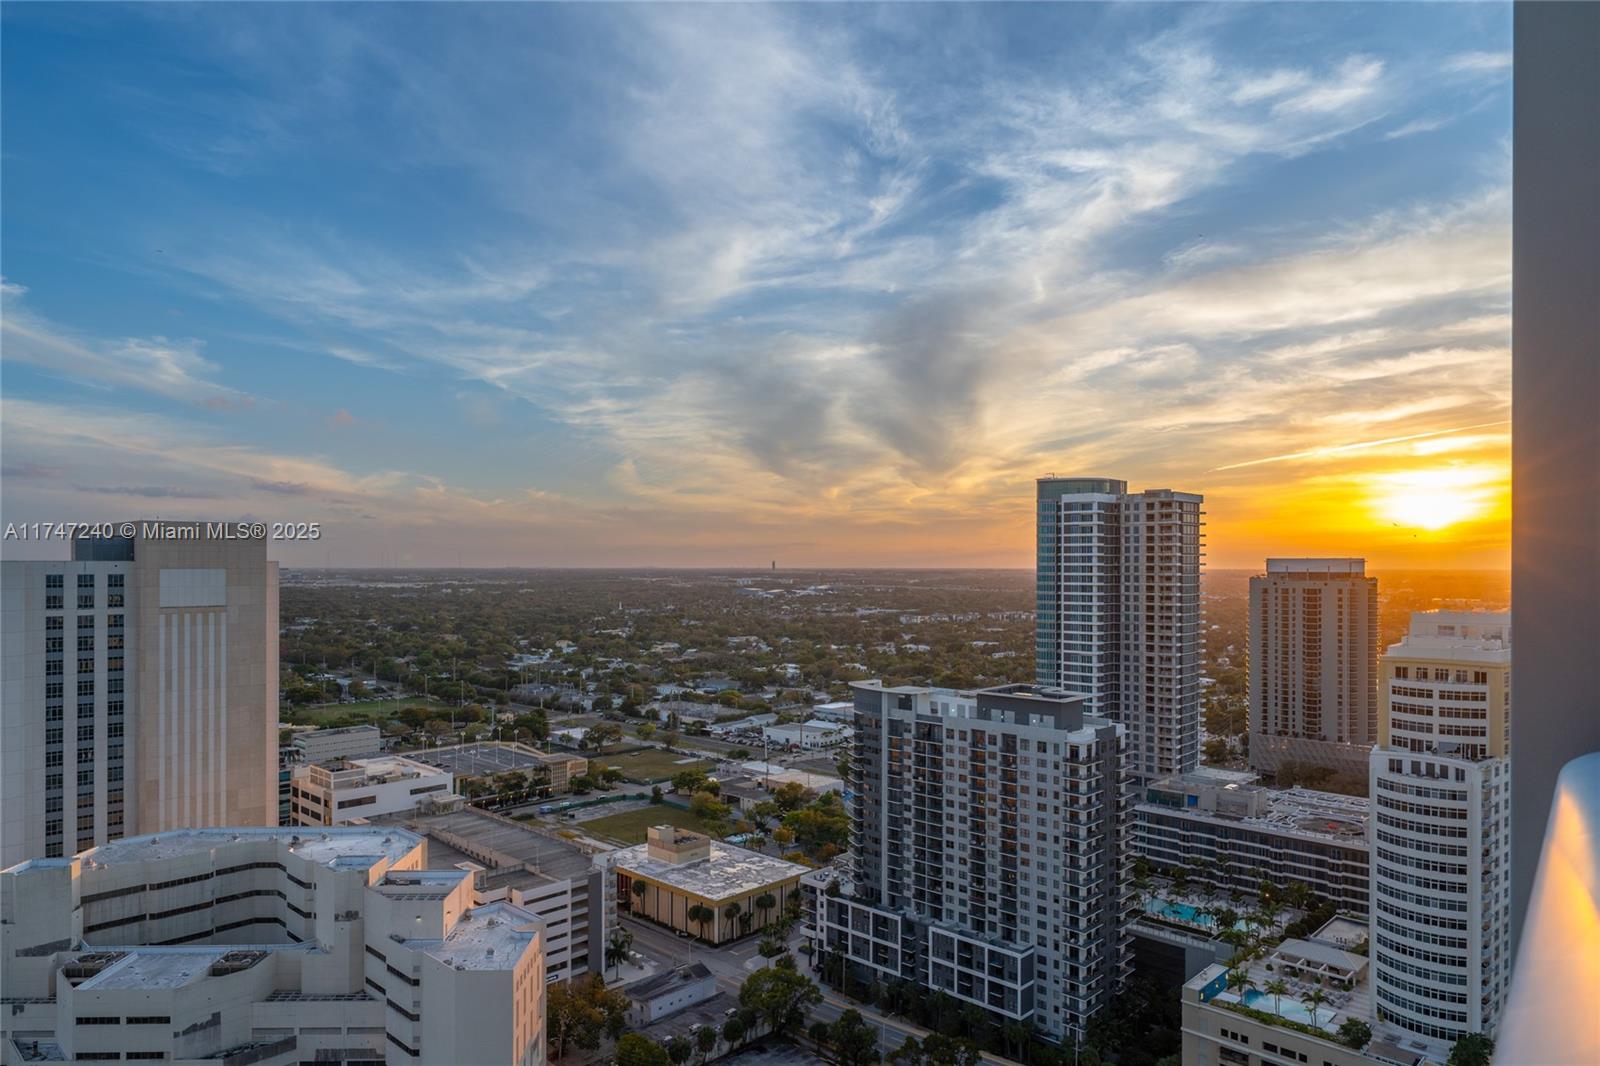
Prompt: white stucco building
<box><xmin>1370</xmin><ymin>611</ymin><xmax>1513</xmax><ymax>1046</ymax></box>
<box><xmin>0</xmin><ymin>826</ymin><xmax>545</xmax><ymax>1065</ymax></box>
<box><xmin>290</xmin><ymin>755</ymin><xmax>454</xmax><ymax>826</ymax></box>
<box><xmin>762</xmin><ymin>719</ymin><xmax>850</xmax><ymax>750</ymax></box>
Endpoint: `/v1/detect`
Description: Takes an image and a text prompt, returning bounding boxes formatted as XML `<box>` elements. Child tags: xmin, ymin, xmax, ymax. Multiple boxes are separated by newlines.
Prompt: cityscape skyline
<box><xmin>0</xmin><ymin>3</ymin><xmax>1511</xmax><ymax>570</ymax></box>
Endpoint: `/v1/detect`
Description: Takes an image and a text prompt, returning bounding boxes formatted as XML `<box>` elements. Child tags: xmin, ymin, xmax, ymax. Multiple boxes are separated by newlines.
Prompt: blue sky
<box><xmin>1</xmin><ymin>3</ymin><xmax>1512</xmax><ymax>567</ymax></box>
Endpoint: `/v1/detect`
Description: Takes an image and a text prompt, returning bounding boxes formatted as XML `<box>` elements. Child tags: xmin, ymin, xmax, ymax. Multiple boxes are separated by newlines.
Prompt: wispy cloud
<box><xmin>1</xmin><ymin>282</ymin><xmax>250</xmax><ymax>409</ymax></box>
<box><xmin>0</xmin><ymin>5</ymin><xmax>1513</xmax><ymax>566</ymax></box>
<box><xmin>1445</xmin><ymin>51</ymin><xmax>1511</xmax><ymax>75</ymax></box>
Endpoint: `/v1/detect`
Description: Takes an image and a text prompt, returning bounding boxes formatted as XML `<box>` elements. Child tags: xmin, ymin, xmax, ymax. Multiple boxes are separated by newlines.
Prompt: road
<box><xmin>618</xmin><ymin>916</ymin><xmax>1023</xmax><ymax>1066</ymax></box>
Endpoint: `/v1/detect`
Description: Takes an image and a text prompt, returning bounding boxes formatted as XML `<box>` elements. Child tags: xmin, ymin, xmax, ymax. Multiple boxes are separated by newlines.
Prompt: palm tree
<box><xmin>1302</xmin><ymin>988</ymin><xmax>1329</xmax><ymax>1028</ymax></box>
<box><xmin>723</xmin><ymin>901</ymin><xmax>743</xmax><ymax>939</ymax></box>
<box><xmin>1264</xmin><ymin>978</ymin><xmax>1289</xmax><ymax>1018</ymax></box>
<box><xmin>607</xmin><ymin>927</ymin><xmax>634</xmax><ymax>980</ymax></box>
<box><xmin>1226</xmin><ymin>968</ymin><xmax>1254</xmax><ymax>1004</ymax></box>
<box><xmin>688</xmin><ymin>903</ymin><xmax>714</xmax><ymax>942</ymax></box>
<box><xmin>754</xmin><ymin>891</ymin><xmax>778</xmax><ymax>928</ymax></box>
<box><xmin>631</xmin><ymin>878</ymin><xmax>648</xmax><ymax>914</ymax></box>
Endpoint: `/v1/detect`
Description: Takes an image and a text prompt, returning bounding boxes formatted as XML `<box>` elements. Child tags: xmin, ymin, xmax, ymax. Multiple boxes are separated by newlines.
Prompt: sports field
<box><xmin>591</xmin><ymin>748</ymin><xmax>715</xmax><ymax>783</ymax></box>
<box><xmin>580</xmin><ymin>804</ymin><xmax>715</xmax><ymax>845</ymax></box>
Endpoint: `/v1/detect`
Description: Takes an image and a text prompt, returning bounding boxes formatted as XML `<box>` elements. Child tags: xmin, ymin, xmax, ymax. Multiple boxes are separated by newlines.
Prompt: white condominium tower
<box><xmin>1034</xmin><ymin>477</ymin><xmax>1203</xmax><ymax>782</ymax></box>
<box><xmin>1</xmin><ymin>523</ymin><xmax>279</xmax><ymax>866</ymax></box>
<box><xmin>1369</xmin><ymin>611</ymin><xmax>1512</xmax><ymax>1046</ymax></box>
<box><xmin>810</xmin><ymin>682</ymin><xmax>1132</xmax><ymax>1040</ymax></box>
<box><xmin>1248</xmin><ymin>558</ymin><xmax>1380</xmax><ymax>779</ymax></box>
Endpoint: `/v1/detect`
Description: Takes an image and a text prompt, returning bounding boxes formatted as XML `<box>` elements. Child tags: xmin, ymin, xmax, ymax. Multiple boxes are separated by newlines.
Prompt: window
<box><xmin>46</xmin><ymin>574</ymin><xmax>63</xmax><ymax>588</ymax></box>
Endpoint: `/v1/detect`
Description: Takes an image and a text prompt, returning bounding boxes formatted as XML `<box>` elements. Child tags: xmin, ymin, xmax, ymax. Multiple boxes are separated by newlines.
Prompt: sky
<box><xmin>0</xmin><ymin>3</ymin><xmax>1512</xmax><ymax>569</ymax></box>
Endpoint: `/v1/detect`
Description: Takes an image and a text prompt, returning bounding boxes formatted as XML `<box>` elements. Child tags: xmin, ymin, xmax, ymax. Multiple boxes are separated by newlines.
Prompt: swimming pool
<box><xmin>1239</xmin><ymin>988</ymin><xmax>1336</xmax><ymax>1031</ymax></box>
<box><xmin>1145</xmin><ymin>898</ymin><xmax>1259</xmax><ymax>932</ymax></box>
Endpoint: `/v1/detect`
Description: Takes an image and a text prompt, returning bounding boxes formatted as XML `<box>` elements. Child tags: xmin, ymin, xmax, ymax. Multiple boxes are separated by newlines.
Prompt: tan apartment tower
<box><xmin>1248</xmin><ymin>558</ymin><xmax>1379</xmax><ymax>781</ymax></box>
<box><xmin>1</xmin><ymin>522</ymin><xmax>278</xmax><ymax>866</ymax></box>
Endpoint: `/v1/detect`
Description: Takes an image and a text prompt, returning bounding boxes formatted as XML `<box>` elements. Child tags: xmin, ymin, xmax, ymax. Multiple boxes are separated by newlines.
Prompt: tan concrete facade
<box><xmin>130</xmin><ymin>527</ymin><xmax>279</xmax><ymax>834</ymax></box>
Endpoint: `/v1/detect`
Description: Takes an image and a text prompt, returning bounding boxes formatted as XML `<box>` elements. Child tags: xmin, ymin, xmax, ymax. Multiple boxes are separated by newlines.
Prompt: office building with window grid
<box><xmin>1</xmin><ymin>524</ymin><xmax>278</xmax><ymax>867</ymax></box>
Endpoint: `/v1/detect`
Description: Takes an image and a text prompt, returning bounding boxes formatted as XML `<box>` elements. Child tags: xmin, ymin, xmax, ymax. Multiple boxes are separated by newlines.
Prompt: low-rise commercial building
<box><xmin>290</xmin><ymin>754</ymin><xmax>454</xmax><ymax>826</ymax></box>
<box><xmin>603</xmin><ymin>827</ymin><xmax>806</xmax><ymax>945</ymax></box>
<box><xmin>1133</xmin><ymin>773</ymin><xmax>1371</xmax><ymax>911</ymax></box>
<box><xmin>763</xmin><ymin>720</ymin><xmax>850</xmax><ymax>750</ymax></box>
<box><xmin>0</xmin><ymin>827</ymin><xmax>545</xmax><ymax>1066</ymax></box>
<box><xmin>530</xmin><ymin>750</ymin><xmax>589</xmax><ymax>794</ymax></box>
<box><xmin>623</xmin><ymin>962</ymin><xmax>718</xmax><ymax>1025</ymax></box>
<box><xmin>291</xmin><ymin>723</ymin><xmax>384</xmax><ymax>763</ymax></box>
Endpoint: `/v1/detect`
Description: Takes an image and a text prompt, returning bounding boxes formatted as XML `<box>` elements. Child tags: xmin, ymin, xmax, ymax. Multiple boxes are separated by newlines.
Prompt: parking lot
<box><xmin>411</xmin><ymin>742</ymin><xmax>551</xmax><ymax>776</ymax></box>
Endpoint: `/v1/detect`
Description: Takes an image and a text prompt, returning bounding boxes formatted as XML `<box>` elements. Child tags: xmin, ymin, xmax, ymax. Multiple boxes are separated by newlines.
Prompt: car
<box><xmin>724</xmin><ymin>1008</ymin><xmax>738</xmax><ymax>1018</ymax></box>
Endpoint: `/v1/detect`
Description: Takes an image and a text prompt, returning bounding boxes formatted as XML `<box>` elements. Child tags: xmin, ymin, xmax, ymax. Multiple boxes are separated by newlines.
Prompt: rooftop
<box><xmin>74</xmin><ymin>947</ymin><xmax>283</xmax><ymax>991</ymax></box>
<box><xmin>624</xmin><ymin>962</ymin><xmax>714</xmax><ymax>1002</ymax></box>
<box><xmin>378</xmin><ymin>805</ymin><xmax>595</xmax><ymax>882</ymax></box>
<box><xmin>1139</xmin><ymin>777</ymin><xmax>1369</xmax><ymax>844</ymax></box>
<box><xmin>612</xmin><ymin>839</ymin><xmax>808</xmax><ymax>902</ymax></box>
<box><xmin>68</xmin><ymin>826</ymin><xmax>424</xmax><ymax>871</ymax></box>
<box><xmin>296</xmin><ymin>724</ymin><xmax>381</xmax><ymax>739</ymax></box>
<box><xmin>412</xmin><ymin>900</ymin><xmax>542</xmax><ymax>971</ymax></box>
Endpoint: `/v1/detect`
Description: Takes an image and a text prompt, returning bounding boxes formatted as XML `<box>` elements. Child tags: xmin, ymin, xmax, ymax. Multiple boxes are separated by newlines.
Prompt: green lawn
<box><xmin>580</xmin><ymin>804</ymin><xmax>715</xmax><ymax>845</ymax></box>
<box><xmin>591</xmin><ymin>748</ymin><xmax>714</xmax><ymax>783</ymax></box>
<box><xmin>281</xmin><ymin>697</ymin><xmax>450</xmax><ymax>727</ymax></box>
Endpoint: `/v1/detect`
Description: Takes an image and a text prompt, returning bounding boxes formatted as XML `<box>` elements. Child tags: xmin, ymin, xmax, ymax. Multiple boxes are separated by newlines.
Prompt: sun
<box><xmin>1368</xmin><ymin>467</ymin><xmax>1501</xmax><ymax>532</ymax></box>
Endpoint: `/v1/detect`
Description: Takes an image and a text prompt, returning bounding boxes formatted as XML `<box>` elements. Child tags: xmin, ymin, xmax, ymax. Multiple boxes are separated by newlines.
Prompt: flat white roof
<box><xmin>80</xmin><ymin>827</ymin><xmax>424</xmax><ymax>869</ymax></box>
<box><xmin>612</xmin><ymin>841</ymin><xmax>808</xmax><ymax>902</ymax></box>
<box><xmin>414</xmin><ymin>900</ymin><xmax>542</xmax><ymax>971</ymax></box>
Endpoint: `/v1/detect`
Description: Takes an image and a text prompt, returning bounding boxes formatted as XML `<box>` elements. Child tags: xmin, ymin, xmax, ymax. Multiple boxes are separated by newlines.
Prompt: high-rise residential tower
<box><xmin>1247</xmin><ymin>558</ymin><xmax>1380</xmax><ymax>780</ymax></box>
<box><xmin>1369</xmin><ymin>611</ymin><xmax>1512</xmax><ymax>1046</ymax></box>
<box><xmin>805</xmin><ymin>682</ymin><xmax>1132</xmax><ymax>1041</ymax></box>
<box><xmin>1035</xmin><ymin>477</ymin><xmax>1203</xmax><ymax>782</ymax></box>
<box><xmin>1</xmin><ymin>523</ymin><xmax>279</xmax><ymax>866</ymax></box>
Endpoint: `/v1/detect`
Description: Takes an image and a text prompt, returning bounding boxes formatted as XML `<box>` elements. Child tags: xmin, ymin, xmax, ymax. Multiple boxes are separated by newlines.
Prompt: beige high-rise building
<box><xmin>1</xmin><ymin>522</ymin><xmax>278</xmax><ymax>866</ymax></box>
<box><xmin>1248</xmin><ymin>558</ymin><xmax>1379</xmax><ymax>780</ymax></box>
